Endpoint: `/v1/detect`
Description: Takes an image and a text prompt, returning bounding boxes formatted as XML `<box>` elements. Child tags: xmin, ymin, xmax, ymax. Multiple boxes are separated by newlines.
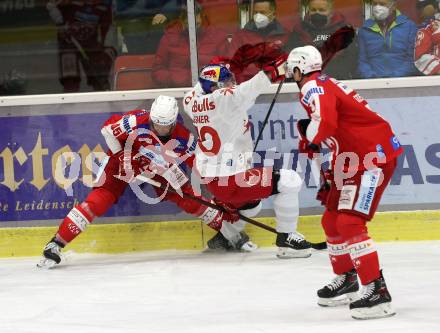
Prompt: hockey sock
<box><xmin>321</xmin><ymin>210</ymin><xmax>354</xmax><ymax>274</ymax></box>
<box><xmin>56</xmin><ymin>204</ymin><xmax>93</xmax><ymax>244</ymax></box>
<box><xmin>336</xmin><ymin>213</ymin><xmax>381</xmax><ymax>285</ymax></box>
<box><xmin>56</xmin><ymin>188</ymin><xmax>116</xmax><ymax>245</ymax></box>
<box><xmin>272</xmin><ymin>169</ymin><xmax>302</xmax><ymax>233</ymax></box>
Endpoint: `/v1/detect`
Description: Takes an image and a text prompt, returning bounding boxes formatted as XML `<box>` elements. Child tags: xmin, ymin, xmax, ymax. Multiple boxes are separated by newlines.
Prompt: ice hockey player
<box><xmin>182</xmin><ymin>60</ymin><xmax>313</xmax><ymax>259</ymax></box>
<box><xmin>285</xmin><ymin>45</ymin><xmax>403</xmax><ymax>319</ymax></box>
<box><xmin>38</xmin><ymin>95</ymin><xmax>253</xmax><ymax>268</ymax></box>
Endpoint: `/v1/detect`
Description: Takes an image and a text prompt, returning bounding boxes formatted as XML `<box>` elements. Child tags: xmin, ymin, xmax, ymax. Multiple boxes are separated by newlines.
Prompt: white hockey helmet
<box><xmin>150</xmin><ymin>95</ymin><xmax>179</xmax><ymax>126</ymax></box>
<box><xmin>286</xmin><ymin>45</ymin><xmax>322</xmax><ymax>78</ymax></box>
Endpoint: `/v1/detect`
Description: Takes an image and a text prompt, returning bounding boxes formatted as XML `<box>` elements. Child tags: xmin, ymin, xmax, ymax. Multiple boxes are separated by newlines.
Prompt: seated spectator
<box><xmin>416</xmin><ymin>0</ymin><xmax>439</xmax><ymax>27</ymax></box>
<box><xmin>152</xmin><ymin>0</ymin><xmax>184</xmax><ymax>26</ymax></box>
<box><xmin>227</xmin><ymin>0</ymin><xmax>290</xmax><ymax>83</ymax></box>
<box><xmin>286</xmin><ymin>0</ymin><xmax>359</xmax><ymax>79</ymax></box>
<box><xmin>357</xmin><ymin>0</ymin><xmax>418</xmax><ymax>79</ymax></box>
<box><xmin>415</xmin><ymin>6</ymin><xmax>440</xmax><ymax>75</ymax></box>
<box><xmin>152</xmin><ymin>3</ymin><xmax>230</xmax><ymax>88</ymax></box>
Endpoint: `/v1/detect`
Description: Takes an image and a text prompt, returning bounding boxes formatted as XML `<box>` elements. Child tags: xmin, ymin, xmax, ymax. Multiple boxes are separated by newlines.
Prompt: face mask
<box><xmin>310</xmin><ymin>13</ymin><xmax>328</xmax><ymax>28</ymax></box>
<box><xmin>372</xmin><ymin>5</ymin><xmax>390</xmax><ymax>21</ymax></box>
<box><xmin>254</xmin><ymin>13</ymin><xmax>271</xmax><ymax>29</ymax></box>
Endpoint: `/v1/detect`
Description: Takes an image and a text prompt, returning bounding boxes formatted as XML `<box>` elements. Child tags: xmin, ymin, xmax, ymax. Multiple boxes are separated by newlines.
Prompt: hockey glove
<box><xmin>316</xmin><ymin>170</ymin><xmax>332</xmax><ymax>206</ymax></box>
<box><xmin>199</xmin><ymin>200</ymin><xmax>239</xmax><ymax>231</ymax></box>
<box><xmin>263</xmin><ymin>53</ymin><xmax>288</xmax><ymax>82</ymax></box>
<box><xmin>297</xmin><ymin>119</ymin><xmax>320</xmax><ymax>159</ymax></box>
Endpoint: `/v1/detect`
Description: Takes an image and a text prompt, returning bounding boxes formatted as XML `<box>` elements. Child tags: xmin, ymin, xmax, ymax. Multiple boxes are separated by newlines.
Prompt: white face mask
<box><xmin>372</xmin><ymin>4</ymin><xmax>390</xmax><ymax>21</ymax></box>
<box><xmin>254</xmin><ymin>13</ymin><xmax>270</xmax><ymax>29</ymax></box>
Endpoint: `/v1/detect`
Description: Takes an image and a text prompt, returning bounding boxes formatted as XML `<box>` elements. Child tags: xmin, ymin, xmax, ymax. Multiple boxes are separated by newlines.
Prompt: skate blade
<box><xmin>318</xmin><ymin>292</ymin><xmax>358</xmax><ymax>307</ymax></box>
<box><xmin>239</xmin><ymin>242</ymin><xmax>258</xmax><ymax>252</ymax></box>
<box><xmin>351</xmin><ymin>302</ymin><xmax>396</xmax><ymax>320</ymax></box>
<box><xmin>36</xmin><ymin>258</ymin><xmax>57</xmax><ymax>269</ymax></box>
<box><xmin>276</xmin><ymin>247</ymin><xmax>312</xmax><ymax>259</ymax></box>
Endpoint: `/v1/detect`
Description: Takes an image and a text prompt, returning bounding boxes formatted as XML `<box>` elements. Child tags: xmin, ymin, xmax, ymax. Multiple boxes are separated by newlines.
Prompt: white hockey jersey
<box><xmin>183</xmin><ymin>71</ymin><xmax>271</xmax><ymax>177</ymax></box>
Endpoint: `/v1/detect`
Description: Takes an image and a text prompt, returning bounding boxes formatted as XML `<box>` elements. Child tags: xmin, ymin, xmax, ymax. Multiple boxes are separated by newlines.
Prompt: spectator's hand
<box><xmin>152</xmin><ymin>13</ymin><xmax>167</xmax><ymax>25</ymax></box>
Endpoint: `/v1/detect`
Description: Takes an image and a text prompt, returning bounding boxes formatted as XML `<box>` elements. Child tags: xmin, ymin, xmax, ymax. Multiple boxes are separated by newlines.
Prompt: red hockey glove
<box><xmin>297</xmin><ymin>119</ymin><xmax>320</xmax><ymax>159</ymax></box>
<box><xmin>213</xmin><ymin>198</ymin><xmax>240</xmax><ymax>223</ymax></box>
<box><xmin>263</xmin><ymin>53</ymin><xmax>288</xmax><ymax>82</ymax></box>
<box><xmin>316</xmin><ymin>170</ymin><xmax>332</xmax><ymax>206</ymax></box>
<box><xmin>199</xmin><ymin>200</ymin><xmax>239</xmax><ymax>231</ymax></box>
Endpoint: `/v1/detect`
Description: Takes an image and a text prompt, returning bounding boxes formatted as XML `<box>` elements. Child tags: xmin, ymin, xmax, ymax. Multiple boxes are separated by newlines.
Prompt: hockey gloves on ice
<box><xmin>263</xmin><ymin>53</ymin><xmax>288</xmax><ymax>83</ymax></box>
<box><xmin>297</xmin><ymin>119</ymin><xmax>320</xmax><ymax>159</ymax></box>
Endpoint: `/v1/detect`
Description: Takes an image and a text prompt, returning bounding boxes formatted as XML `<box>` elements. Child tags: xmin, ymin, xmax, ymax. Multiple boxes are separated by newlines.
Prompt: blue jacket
<box><xmin>358</xmin><ymin>12</ymin><xmax>418</xmax><ymax>78</ymax></box>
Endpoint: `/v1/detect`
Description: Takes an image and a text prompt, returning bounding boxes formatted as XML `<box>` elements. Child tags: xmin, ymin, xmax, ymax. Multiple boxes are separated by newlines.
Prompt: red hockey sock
<box><xmin>57</xmin><ymin>204</ymin><xmax>93</xmax><ymax>244</ymax></box>
<box><xmin>56</xmin><ymin>188</ymin><xmax>116</xmax><ymax>245</ymax></box>
<box><xmin>321</xmin><ymin>210</ymin><xmax>354</xmax><ymax>274</ymax></box>
<box><xmin>336</xmin><ymin>213</ymin><xmax>381</xmax><ymax>285</ymax></box>
<box><xmin>327</xmin><ymin>239</ymin><xmax>354</xmax><ymax>275</ymax></box>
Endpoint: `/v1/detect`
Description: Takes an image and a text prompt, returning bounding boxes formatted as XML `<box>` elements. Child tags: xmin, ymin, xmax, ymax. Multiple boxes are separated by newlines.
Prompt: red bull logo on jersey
<box><xmin>192</xmin><ymin>98</ymin><xmax>215</xmax><ymax>113</ymax></box>
<box><xmin>200</xmin><ymin>67</ymin><xmax>220</xmax><ymax>82</ymax></box>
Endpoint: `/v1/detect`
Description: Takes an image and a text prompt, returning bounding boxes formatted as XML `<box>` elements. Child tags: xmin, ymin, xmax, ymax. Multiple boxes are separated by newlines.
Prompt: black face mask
<box><xmin>310</xmin><ymin>13</ymin><xmax>328</xmax><ymax>28</ymax></box>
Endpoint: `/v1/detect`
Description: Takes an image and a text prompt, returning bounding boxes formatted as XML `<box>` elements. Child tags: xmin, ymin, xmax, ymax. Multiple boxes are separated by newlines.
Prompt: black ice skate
<box><xmin>349</xmin><ymin>271</ymin><xmax>396</xmax><ymax>320</ymax></box>
<box><xmin>276</xmin><ymin>232</ymin><xmax>312</xmax><ymax>258</ymax></box>
<box><xmin>207</xmin><ymin>231</ymin><xmax>257</xmax><ymax>252</ymax></box>
<box><xmin>317</xmin><ymin>269</ymin><xmax>359</xmax><ymax>307</ymax></box>
<box><xmin>37</xmin><ymin>237</ymin><xmax>65</xmax><ymax>269</ymax></box>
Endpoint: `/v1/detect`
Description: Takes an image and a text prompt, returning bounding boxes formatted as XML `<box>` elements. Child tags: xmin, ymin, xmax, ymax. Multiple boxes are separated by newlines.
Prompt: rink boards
<box><xmin>1</xmin><ymin>80</ymin><xmax>440</xmax><ymax>257</ymax></box>
<box><xmin>1</xmin><ymin>211</ymin><xmax>440</xmax><ymax>257</ymax></box>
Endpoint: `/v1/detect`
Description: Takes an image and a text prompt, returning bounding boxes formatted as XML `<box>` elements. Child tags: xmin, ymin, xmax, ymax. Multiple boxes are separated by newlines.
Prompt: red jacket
<box><xmin>299</xmin><ymin>73</ymin><xmax>403</xmax><ymax>172</ymax></box>
<box><xmin>228</xmin><ymin>20</ymin><xmax>290</xmax><ymax>83</ymax></box>
<box><xmin>152</xmin><ymin>22</ymin><xmax>230</xmax><ymax>88</ymax></box>
<box><xmin>415</xmin><ymin>17</ymin><xmax>440</xmax><ymax>75</ymax></box>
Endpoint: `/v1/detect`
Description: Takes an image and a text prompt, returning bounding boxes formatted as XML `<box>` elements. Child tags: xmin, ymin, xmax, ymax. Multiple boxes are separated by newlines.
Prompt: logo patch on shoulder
<box><xmin>390</xmin><ymin>136</ymin><xmax>401</xmax><ymax>151</ymax></box>
<box><xmin>302</xmin><ymin>86</ymin><xmax>325</xmax><ymax>104</ymax></box>
<box><xmin>317</xmin><ymin>74</ymin><xmax>328</xmax><ymax>82</ymax></box>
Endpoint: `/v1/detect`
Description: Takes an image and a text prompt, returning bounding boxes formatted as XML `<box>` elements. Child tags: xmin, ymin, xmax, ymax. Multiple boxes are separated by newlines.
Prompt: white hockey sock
<box><xmin>272</xmin><ymin>169</ymin><xmax>302</xmax><ymax>233</ymax></box>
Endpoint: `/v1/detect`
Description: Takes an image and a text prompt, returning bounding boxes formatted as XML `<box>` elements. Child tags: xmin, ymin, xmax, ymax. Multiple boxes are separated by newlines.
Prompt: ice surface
<box><xmin>0</xmin><ymin>241</ymin><xmax>439</xmax><ymax>333</ymax></box>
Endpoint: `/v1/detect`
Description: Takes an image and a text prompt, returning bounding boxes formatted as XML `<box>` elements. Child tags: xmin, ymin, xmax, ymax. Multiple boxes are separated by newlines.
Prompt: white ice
<box><xmin>0</xmin><ymin>241</ymin><xmax>439</xmax><ymax>333</ymax></box>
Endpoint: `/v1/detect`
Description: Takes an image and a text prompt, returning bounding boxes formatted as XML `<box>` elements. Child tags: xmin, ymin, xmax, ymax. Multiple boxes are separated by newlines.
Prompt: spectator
<box><xmin>415</xmin><ymin>3</ymin><xmax>440</xmax><ymax>75</ymax></box>
<box><xmin>152</xmin><ymin>0</ymin><xmax>184</xmax><ymax>26</ymax></box>
<box><xmin>47</xmin><ymin>0</ymin><xmax>115</xmax><ymax>92</ymax></box>
<box><xmin>357</xmin><ymin>0</ymin><xmax>418</xmax><ymax>79</ymax></box>
<box><xmin>416</xmin><ymin>0</ymin><xmax>439</xmax><ymax>27</ymax></box>
<box><xmin>286</xmin><ymin>0</ymin><xmax>358</xmax><ymax>79</ymax></box>
<box><xmin>152</xmin><ymin>3</ymin><xmax>230</xmax><ymax>88</ymax></box>
<box><xmin>227</xmin><ymin>0</ymin><xmax>290</xmax><ymax>83</ymax></box>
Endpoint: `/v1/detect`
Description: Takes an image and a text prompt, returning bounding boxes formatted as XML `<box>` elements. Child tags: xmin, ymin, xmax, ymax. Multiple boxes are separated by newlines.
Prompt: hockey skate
<box><xmin>37</xmin><ymin>237</ymin><xmax>65</xmax><ymax>269</ymax></box>
<box><xmin>207</xmin><ymin>231</ymin><xmax>257</xmax><ymax>252</ymax></box>
<box><xmin>349</xmin><ymin>271</ymin><xmax>396</xmax><ymax>320</ymax></box>
<box><xmin>317</xmin><ymin>269</ymin><xmax>359</xmax><ymax>307</ymax></box>
<box><xmin>276</xmin><ymin>232</ymin><xmax>312</xmax><ymax>258</ymax></box>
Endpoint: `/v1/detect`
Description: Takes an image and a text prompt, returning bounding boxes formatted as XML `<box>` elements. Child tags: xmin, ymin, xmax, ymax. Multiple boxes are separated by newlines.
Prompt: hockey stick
<box><xmin>252</xmin><ymin>25</ymin><xmax>355</xmax><ymax>152</ymax></box>
<box><xmin>253</xmin><ymin>78</ymin><xmax>284</xmax><ymax>152</ymax></box>
<box><xmin>136</xmin><ymin>175</ymin><xmax>327</xmax><ymax>250</ymax></box>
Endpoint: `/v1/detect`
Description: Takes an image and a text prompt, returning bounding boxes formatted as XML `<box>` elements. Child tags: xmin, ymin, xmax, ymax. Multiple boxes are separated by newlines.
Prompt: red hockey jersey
<box><xmin>299</xmin><ymin>73</ymin><xmax>403</xmax><ymax>171</ymax></box>
<box><xmin>100</xmin><ymin>109</ymin><xmax>197</xmax><ymax>178</ymax></box>
<box><xmin>415</xmin><ymin>16</ymin><xmax>440</xmax><ymax>75</ymax></box>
